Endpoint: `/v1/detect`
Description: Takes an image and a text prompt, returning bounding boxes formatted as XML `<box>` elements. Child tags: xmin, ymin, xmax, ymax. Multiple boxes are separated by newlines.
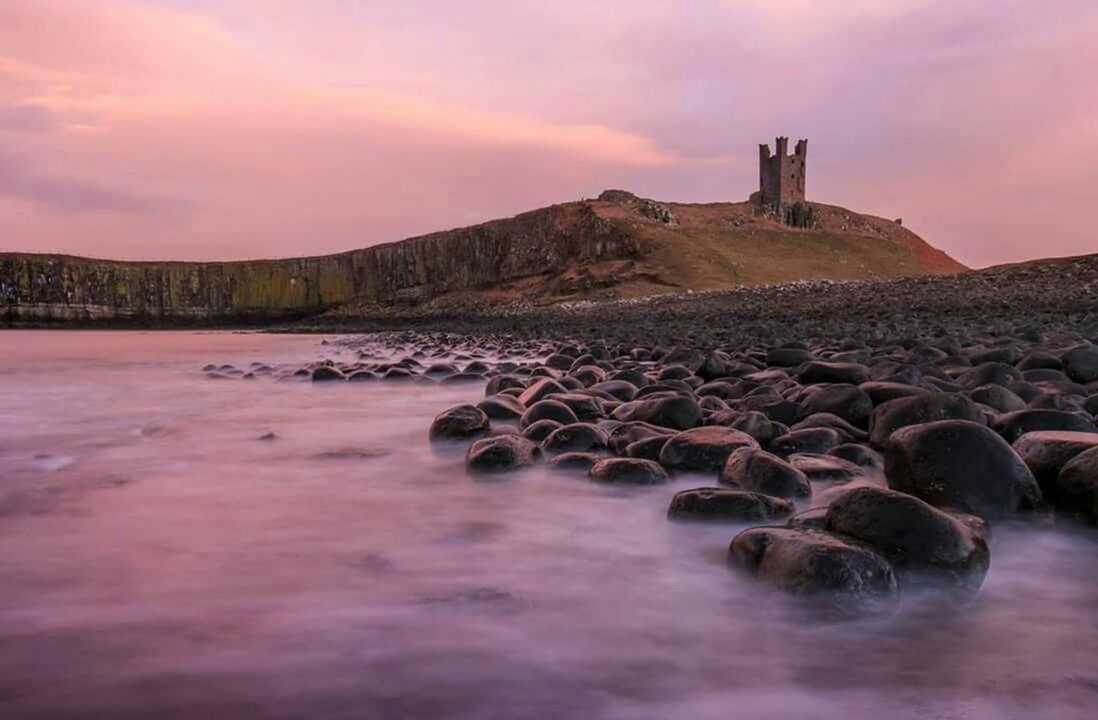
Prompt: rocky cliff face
<box><xmin>1</xmin><ymin>203</ymin><xmax>641</xmax><ymax>325</ymax></box>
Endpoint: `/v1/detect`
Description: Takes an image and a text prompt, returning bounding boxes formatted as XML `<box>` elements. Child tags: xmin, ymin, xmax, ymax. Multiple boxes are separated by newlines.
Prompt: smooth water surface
<box><xmin>1</xmin><ymin>331</ymin><xmax>1097</xmax><ymax>719</ymax></box>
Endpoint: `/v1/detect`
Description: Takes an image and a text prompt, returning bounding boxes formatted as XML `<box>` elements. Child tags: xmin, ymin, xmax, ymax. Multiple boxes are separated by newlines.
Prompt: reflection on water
<box><xmin>1</xmin><ymin>331</ymin><xmax>1097</xmax><ymax>719</ymax></box>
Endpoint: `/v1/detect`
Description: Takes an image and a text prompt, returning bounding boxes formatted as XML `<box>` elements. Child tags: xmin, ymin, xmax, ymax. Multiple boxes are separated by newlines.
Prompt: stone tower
<box><xmin>758</xmin><ymin>136</ymin><xmax>807</xmax><ymax>207</ymax></box>
<box><xmin>756</xmin><ymin>136</ymin><xmax>811</xmax><ymax>227</ymax></box>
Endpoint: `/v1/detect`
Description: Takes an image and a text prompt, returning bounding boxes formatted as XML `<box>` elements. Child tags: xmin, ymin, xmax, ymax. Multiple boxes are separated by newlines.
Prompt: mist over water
<box><xmin>1</xmin><ymin>331</ymin><xmax>1097</xmax><ymax>719</ymax></box>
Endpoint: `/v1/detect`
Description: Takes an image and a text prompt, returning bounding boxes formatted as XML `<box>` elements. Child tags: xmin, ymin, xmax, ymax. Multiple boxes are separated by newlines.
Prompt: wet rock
<box><xmin>589</xmin><ymin>457</ymin><xmax>670</xmax><ymax>485</ymax></box>
<box><xmin>1062</xmin><ymin>345</ymin><xmax>1098</xmax><ymax>384</ymax></box>
<box><xmin>791</xmin><ymin>413</ymin><xmax>868</xmax><ymax>442</ymax></box>
<box><xmin>624</xmin><ymin>435</ymin><xmax>672</xmax><ymax>461</ymax></box>
<box><xmin>721</xmin><ymin>447</ymin><xmax>811</xmax><ymax>499</ymax></box>
<box><xmin>728</xmin><ymin>527</ymin><xmax>899</xmax><ymax>615</ymax></box>
<box><xmin>1013</xmin><ymin>431</ymin><xmax>1098</xmax><ymax>498</ymax></box>
<box><xmin>429</xmin><ymin>404</ymin><xmax>490</xmax><ymax>441</ymax></box>
<box><xmin>868</xmin><ymin>393</ymin><xmax>986</xmax><ymax>446</ymax></box>
<box><xmin>798</xmin><ymin>385</ymin><xmax>874</xmax><ymax>429</ymax></box>
<box><xmin>548</xmin><ymin>393</ymin><xmax>605</xmax><ymax>422</ymax></box>
<box><xmin>612</xmin><ymin>395</ymin><xmax>703</xmax><ymax>431</ymax></box>
<box><xmin>992</xmin><ymin>409</ymin><xmax>1096</xmax><ymax>443</ymax></box>
<box><xmin>798</xmin><ymin>362</ymin><xmax>870</xmax><ymax>385</ymax></box>
<box><xmin>667</xmin><ymin>487</ymin><xmax>793</xmax><ymax>522</ymax></box>
<box><xmin>1054</xmin><ymin>447</ymin><xmax>1098</xmax><ymax>524</ymax></box>
<box><xmin>466</xmin><ymin>435</ymin><xmax>540</xmax><ymax>474</ymax></box>
<box><xmin>520</xmin><ymin>400</ymin><xmax>579</xmax><ymax>429</ymax></box>
<box><xmin>521</xmin><ymin>419</ymin><xmax>564</xmax><ymax>443</ymax></box>
<box><xmin>825</xmin><ymin>485</ymin><xmax>990</xmax><ymax>594</ymax></box>
<box><xmin>606</xmin><ymin>421</ymin><xmax>676</xmax><ymax>454</ymax></box>
<box><xmin>541</xmin><ymin>423</ymin><xmax>606</xmax><ymax>454</ymax></box>
<box><xmin>518</xmin><ymin>378</ymin><xmax>569</xmax><ymax>406</ymax></box>
<box><xmin>958</xmin><ymin>362</ymin><xmax>1023</xmax><ymax>390</ymax></box>
<box><xmin>311</xmin><ymin>366</ymin><xmax>346</xmax><ymax>382</ymax></box>
<box><xmin>477</xmin><ymin>394</ymin><xmax>526</xmax><ymax>421</ymax></box>
<box><xmin>786</xmin><ymin>507</ymin><xmax>830</xmax><ymax>530</ymax></box>
<box><xmin>548</xmin><ymin>451</ymin><xmax>602</xmax><ymax>472</ymax></box>
<box><xmin>788</xmin><ymin>453</ymin><xmax>864</xmax><ymax>483</ymax></box>
<box><xmin>968</xmin><ymin>384</ymin><xmax>1027</xmax><ymax>413</ymax></box>
<box><xmin>884</xmin><ymin>419</ymin><xmax>1043</xmax><ymax>519</ymax></box>
<box><xmin>768</xmin><ymin>427</ymin><xmax>844</xmax><ymax>458</ymax></box>
<box><xmin>658</xmin><ymin>426</ymin><xmax>758</xmax><ymax>472</ymax></box>
<box><xmin>829</xmin><ymin>443</ymin><xmax>884</xmax><ymax>470</ymax></box>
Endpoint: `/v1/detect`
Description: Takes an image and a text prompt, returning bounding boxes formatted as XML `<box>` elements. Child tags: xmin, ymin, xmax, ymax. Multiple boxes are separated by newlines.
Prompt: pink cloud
<box><xmin>0</xmin><ymin>0</ymin><xmax>1095</xmax><ymax>266</ymax></box>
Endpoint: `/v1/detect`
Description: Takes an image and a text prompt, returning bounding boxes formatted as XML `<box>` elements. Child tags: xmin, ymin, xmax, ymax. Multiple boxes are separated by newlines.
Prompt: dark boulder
<box><xmin>658</xmin><ymin>426</ymin><xmax>758</xmax><ymax>472</ymax></box>
<box><xmin>521</xmin><ymin>419</ymin><xmax>564</xmax><ymax>443</ymax></box>
<box><xmin>798</xmin><ymin>384</ymin><xmax>874</xmax><ymax>429</ymax></box>
<box><xmin>668</xmin><ymin>487</ymin><xmax>793</xmax><ymax>522</ymax></box>
<box><xmin>466</xmin><ymin>435</ymin><xmax>540</xmax><ymax>474</ymax></box>
<box><xmin>1013</xmin><ymin>431</ymin><xmax>1098</xmax><ymax>498</ymax></box>
<box><xmin>992</xmin><ymin>409</ymin><xmax>1096</xmax><ymax>443</ymax></box>
<box><xmin>721</xmin><ymin>447</ymin><xmax>811</xmax><ymax>499</ymax></box>
<box><xmin>1054</xmin><ymin>448</ymin><xmax>1098</xmax><ymax>524</ymax></box>
<box><xmin>429</xmin><ymin>405</ymin><xmax>490</xmax><ymax>441</ymax></box>
<box><xmin>788</xmin><ymin>453</ymin><xmax>864</xmax><ymax>483</ymax></box>
<box><xmin>477</xmin><ymin>395</ymin><xmax>525</xmax><ymax>421</ymax></box>
<box><xmin>798</xmin><ymin>362</ymin><xmax>870</xmax><ymax>385</ymax></box>
<box><xmin>728</xmin><ymin>527</ymin><xmax>899</xmax><ymax>615</ymax></box>
<box><xmin>885</xmin><ymin>420</ymin><xmax>1043</xmax><ymax>519</ymax></box>
<box><xmin>1062</xmin><ymin>345</ymin><xmax>1098</xmax><ymax>384</ymax></box>
<box><xmin>541</xmin><ymin>423</ymin><xmax>607</xmax><ymax>454</ymax></box>
<box><xmin>548</xmin><ymin>452</ymin><xmax>602</xmax><ymax>472</ymax></box>
<box><xmin>612</xmin><ymin>395</ymin><xmax>704</xmax><ymax>431</ymax></box>
<box><xmin>768</xmin><ymin>427</ymin><xmax>844</xmax><ymax>458</ymax></box>
<box><xmin>518</xmin><ymin>378</ymin><xmax>569</xmax><ymax>406</ymax></box>
<box><xmin>589</xmin><ymin>458</ymin><xmax>671</xmax><ymax>485</ymax></box>
<box><xmin>825</xmin><ymin>485</ymin><xmax>990</xmax><ymax>594</ymax></box>
<box><xmin>520</xmin><ymin>400</ymin><xmax>579</xmax><ymax>429</ymax></box>
<box><xmin>311</xmin><ymin>366</ymin><xmax>346</xmax><ymax>382</ymax></box>
<box><xmin>868</xmin><ymin>393</ymin><xmax>986</xmax><ymax>446</ymax></box>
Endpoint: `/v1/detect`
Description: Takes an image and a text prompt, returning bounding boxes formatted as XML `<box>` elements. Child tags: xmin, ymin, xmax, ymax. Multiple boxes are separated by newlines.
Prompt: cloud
<box><xmin>0</xmin><ymin>0</ymin><xmax>1095</xmax><ymax>266</ymax></box>
<box><xmin>0</xmin><ymin>150</ymin><xmax>163</xmax><ymax>214</ymax></box>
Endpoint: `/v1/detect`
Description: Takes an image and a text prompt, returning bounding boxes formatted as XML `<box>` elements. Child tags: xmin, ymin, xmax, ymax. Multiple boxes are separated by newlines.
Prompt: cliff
<box><xmin>0</xmin><ymin>193</ymin><xmax>964</xmax><ymax>326</ymax></box>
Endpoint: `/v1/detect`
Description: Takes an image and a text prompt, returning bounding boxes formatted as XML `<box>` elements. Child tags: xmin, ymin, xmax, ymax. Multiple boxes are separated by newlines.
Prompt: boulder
<box><xmin>728</xmin><ymin>527</ymin><xmax>899</xmax><ymax>615</ymax></box>
<box><xmin>465</xmin><ymin>435</ymin><xmax>540</xmax><ymax>473</ymax></box>
<box><xmin>589</xmin><ymin>458</ymin><xmax>671</xmax><ymax>485</ymax></box>
<box><xmin>992</xmin><ymin>409</ymin><xmax>1096</xmax><ymax>443</ymax></box>
<box><xmin>825</xmin><ymin>485</ymin><xmax>990</xmax><ymax>594</ymax></box>
<box><xmin>884</xmin><ymin>420</ymin><xmax>1043</xmax><ymax>519</ymax></box>
<box><xmin>868</xmin><ymin>393</ymin><xmax>986</xmax><ymax>446</ymax></box>
<box><xmin>658</xmin><ymin>426</ymin><xmax>759</xmax><ymax>472</ymax></box>
<box><xmin>520</xmin><ymin>400</ymin><xmax>579</xmax><ymax>429</ymax></box>
<box><xmin>541</xmin><ymin>423</ymin><xmax>606</xmax><ymax>454</ymax></box>
<box><xmin>429</xmin><ymin>404</ymin><xmax>490</xmax><ymax>441</ymax></box>
<box><xmin>768</xmin><ymin>427</ymin><xmax>844</xmax><ymax>458</ymax></box>
<box><xmin>668</xmin><ymin>487</ymin><xmax>793</xmax><ymax>522</ymax></box>
<box><xmin>612</xmin><ymin>395</ymin><xmax>704</xmax><ymax>431</ymax></box>
<box><xmin>1054</xmin><ymin>447</ymin><xmax>1098</xmax><ymax>524</ymax></box>
<box><xmin>1012</xmin><ymin>431</ymin><xmax>1098</xmax><ymax>498</ymax></box>
<box><xmin>721</xmin><ymin>447</ymin><xmax>811</xmax><ymax>499</ymax></box>
<box><xmin>1062</xmin><ymin>345</ymin><xmax>1098</xmax><ymax>384</ymax></box>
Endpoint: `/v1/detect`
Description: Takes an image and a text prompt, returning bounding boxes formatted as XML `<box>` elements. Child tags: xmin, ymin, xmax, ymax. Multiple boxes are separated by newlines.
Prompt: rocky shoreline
<box><xmin>203</xmin><ymin>253</ymin><xmax>1098</xmax><ymax>617</ymax></box>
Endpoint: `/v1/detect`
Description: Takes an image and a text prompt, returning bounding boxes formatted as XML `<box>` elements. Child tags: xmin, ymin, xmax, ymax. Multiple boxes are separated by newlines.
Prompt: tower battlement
<box><xmin>758</xmin><ymin>136</ymin><xmax>807</xmax><ymax>210</ymax></box>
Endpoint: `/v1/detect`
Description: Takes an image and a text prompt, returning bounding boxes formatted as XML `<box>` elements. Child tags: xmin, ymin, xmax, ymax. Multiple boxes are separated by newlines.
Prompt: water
<box><xmin>1</xmin><ymin>331</ymin><xmax>1097</xmax><ymax>719</ymax></box>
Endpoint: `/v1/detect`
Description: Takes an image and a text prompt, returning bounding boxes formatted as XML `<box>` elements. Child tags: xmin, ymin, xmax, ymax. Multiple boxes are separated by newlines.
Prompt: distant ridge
<box><xmin>0</xmin><ymin>192</ymin><xmax>964</xmax><ymax>326</ymax></box>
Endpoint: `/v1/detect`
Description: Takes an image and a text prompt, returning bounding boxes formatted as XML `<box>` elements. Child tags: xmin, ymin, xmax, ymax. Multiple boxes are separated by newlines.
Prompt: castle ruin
<box><xmin>754</xmin><ymin>136</ymin><xmax>813</xmax><ymax>227</ymax></box>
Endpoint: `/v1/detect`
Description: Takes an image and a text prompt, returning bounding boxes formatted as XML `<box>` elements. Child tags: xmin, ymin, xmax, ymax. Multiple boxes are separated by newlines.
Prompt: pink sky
<box><xmin>1</xmin><ymin>0</ymin><xmax>1095</xmax><ymax>267</ymax></box>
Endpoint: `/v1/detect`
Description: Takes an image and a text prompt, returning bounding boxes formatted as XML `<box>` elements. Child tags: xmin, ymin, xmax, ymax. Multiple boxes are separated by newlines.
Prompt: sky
<box><xmin>0</xmin><ymin>0</ymin><xmax>1095</xmax><ymax>267</ymax></box>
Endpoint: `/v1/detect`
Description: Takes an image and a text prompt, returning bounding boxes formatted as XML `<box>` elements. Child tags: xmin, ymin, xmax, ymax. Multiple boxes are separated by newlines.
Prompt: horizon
<box><xmin>2</xmin><ymin>1</ymin><xmax>1096</xmax><ymax>268</ymax></box>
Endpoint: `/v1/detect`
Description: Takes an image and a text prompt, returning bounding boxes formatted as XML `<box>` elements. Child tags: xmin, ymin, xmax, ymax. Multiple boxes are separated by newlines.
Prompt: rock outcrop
<box><xmin>1</xmin><ymin>192</ymin><xmax>964</xmax><ymax>326</ymax></box>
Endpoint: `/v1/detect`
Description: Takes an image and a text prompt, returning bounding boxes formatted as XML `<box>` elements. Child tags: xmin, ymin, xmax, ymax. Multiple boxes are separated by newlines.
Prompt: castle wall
<box><xmin>758</xmin><ymin>137</ymin><xmax>806</xmax><ymax>208</ymax></box>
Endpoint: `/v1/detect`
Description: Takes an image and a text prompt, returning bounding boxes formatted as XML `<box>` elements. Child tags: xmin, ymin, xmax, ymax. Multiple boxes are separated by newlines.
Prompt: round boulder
<box><xmin>721</xmin><ymin>447</ymin><xmax>811</xmax><ymax>499</ymax></box>
<box><xmin>658</xmin><ymin>426</ymin><xmax>759</xmax><ymax>472</ymax></box>
<box><xmin>589</xmin><ymin>458</ymin><xmax>670</xmax><ymax>485</ymax></box>
<box><xmin>429</xmin><ymin>404</ymin><xmax>490</xmax><ymax>441</ymax></box>
<box><xmin>884</xmin><ymin>419</ymin><xmax>1043</xmax><ymax>519</ymax></box>
<box><xmin>825</xmin><ymin>485</ymin><xmax>990</xmax><ymax>595</ymax></box>
<box><xmin>668</xmin><ymin>487</ymin><xmax>793</xmax><ymax>522</ymax></box>
<box><xmin>465</xmin><ymin>435</ymin><xmax>540</xmax><ymax>474</ymax></box>
<box><xmin>728</xmin><ymin>527</ymin><xmax>899</xmax><ymax>616</ymax></box>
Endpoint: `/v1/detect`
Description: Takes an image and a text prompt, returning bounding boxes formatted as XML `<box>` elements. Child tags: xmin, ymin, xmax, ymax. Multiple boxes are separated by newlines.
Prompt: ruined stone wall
<box><xmin>0</xmin><ymin>202</ymin><xmax>643</xmax><ymax>325</ymax></box>
<box><xmin>758</xmin><ymin>137</ymin><xmax>807</xmax><ymax>208</ymax></box>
